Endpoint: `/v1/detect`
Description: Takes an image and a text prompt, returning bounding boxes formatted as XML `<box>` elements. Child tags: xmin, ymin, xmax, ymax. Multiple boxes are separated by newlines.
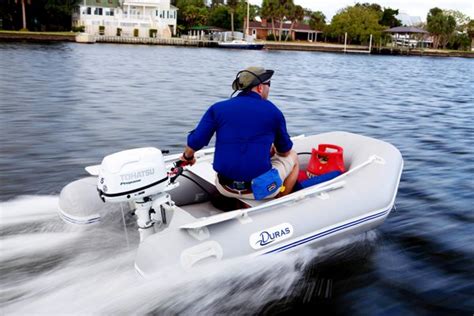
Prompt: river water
<box><xmin>0</xmin><ymin>42</ymin><xmax>473</xmax><ymax>315</ymax></box>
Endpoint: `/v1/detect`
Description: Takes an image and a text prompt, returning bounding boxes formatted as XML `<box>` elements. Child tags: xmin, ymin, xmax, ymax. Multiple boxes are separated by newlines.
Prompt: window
<box><xmin>94</xmin><ymin>8</ymin><xmax>103</xmax><ymax>15</ymax></box>
<box><xmin>85</xmin><ymin>7</ymin><xmax>91</xmax><ymax>14</ymax></box>
<box><xmin>167</xmin><ymin>11</ymin><xmax>169</xmax><ymax>19</ymax></box>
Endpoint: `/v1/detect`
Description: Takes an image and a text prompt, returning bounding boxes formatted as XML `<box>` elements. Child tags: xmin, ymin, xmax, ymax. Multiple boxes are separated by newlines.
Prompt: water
<box><xmin>1</xmin><ymin>42</ymin><xmax>473</xmax><ymax>314</ymax></box>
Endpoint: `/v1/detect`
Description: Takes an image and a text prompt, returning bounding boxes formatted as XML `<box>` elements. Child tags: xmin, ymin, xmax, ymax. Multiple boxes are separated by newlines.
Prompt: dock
<box><xmin>95</xmin><ymin>36</ymin><xmax>218</xmax><ymax>47</ymax></box>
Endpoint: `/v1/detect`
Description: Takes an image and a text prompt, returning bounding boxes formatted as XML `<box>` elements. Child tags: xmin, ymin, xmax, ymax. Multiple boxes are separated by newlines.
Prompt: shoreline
<box><xmin>1</xmin><ymin>31</ymin><xmax>473</xmax><ymax>58</ymax></box>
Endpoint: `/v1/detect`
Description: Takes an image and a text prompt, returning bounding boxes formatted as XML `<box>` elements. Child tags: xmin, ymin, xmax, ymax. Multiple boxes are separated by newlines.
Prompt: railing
<box><xmin>95</xmin><ymin>36</ymin><xmax>217</xmax><ymax>47</ymax></box>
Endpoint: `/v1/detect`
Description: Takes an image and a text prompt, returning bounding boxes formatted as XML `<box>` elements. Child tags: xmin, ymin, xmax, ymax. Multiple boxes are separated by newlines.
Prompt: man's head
<box><xmin>231</xmin><ymin>66</ymin><xmax>274</xmax><ymax>99</ymax></box>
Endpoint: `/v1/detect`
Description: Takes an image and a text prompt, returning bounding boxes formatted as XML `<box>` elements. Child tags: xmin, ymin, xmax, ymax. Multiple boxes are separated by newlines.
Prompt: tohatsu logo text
<box><xmin>249</xmin><ymin>223</ymin><xmax>294</xmax><ymax>250</ymax></box>
<box><xmin>120</xmin><ymin>168</ymin><xmax>154</xmax><ymax>185</ymax></box>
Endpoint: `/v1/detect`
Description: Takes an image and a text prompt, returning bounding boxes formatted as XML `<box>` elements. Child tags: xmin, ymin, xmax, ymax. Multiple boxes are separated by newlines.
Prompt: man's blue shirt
<box><xmin>187</xmin><ymin>91</ymin><xmax>293</xmax><ymax>182</ymax></box>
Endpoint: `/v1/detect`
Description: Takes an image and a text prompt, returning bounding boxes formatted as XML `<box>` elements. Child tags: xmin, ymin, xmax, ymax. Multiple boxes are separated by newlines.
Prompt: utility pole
<box><xmin>246</xmin><ymin>0</ymin><xmax>249</xmax><ymax>37</ymax></box>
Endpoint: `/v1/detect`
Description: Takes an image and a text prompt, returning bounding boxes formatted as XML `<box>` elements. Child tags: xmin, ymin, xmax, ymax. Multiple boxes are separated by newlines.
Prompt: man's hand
<box><xmin>270</xmin><ymin>144</ymin><xmax>276</xmax><ymax>157</ymax></box>
<box><xmin>180</xmin><ymin>146</ymin><xmax>196</xmax><ymax>166</ymax></box>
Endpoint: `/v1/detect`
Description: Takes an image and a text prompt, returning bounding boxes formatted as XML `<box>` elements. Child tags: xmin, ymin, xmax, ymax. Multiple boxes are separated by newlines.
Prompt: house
<box><xmin>245</xmin><ymin>20</ymin><xmax>321</xmax><ymax>41</ymax></box>
<box><xmin>72</xmin><ymin>0</ymin><xmax>178</xmax><ymax>38</ymax></box>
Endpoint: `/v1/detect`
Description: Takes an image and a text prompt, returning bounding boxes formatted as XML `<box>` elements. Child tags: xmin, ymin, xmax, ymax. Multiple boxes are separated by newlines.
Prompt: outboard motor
<box><xmin>97</xmin><ymin>147</ymin><xmax>180</xmax><ymax>241</ymax></box>
<box><xmin>59</xmin><ymin>147</ymin><xmax>180</xmax><ymax>242</ymax></box>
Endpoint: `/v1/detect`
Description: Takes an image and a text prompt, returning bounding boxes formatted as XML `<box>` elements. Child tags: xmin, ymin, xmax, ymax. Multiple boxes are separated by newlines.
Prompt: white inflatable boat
<box><xmin>58</xmin><ymin>131</ymin><xmax>403</xmax><ymax>276</ymax></box>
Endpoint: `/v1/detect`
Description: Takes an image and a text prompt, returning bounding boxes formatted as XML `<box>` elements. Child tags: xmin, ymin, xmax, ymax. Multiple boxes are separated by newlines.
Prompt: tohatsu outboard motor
<box><xmin>97</xmin><ymin>147</ymin><xmax>170</xmax><ymax>203</ymax></box>
<box><xmin>96</xmin><ymin>147</ymin><xmax>180</xmax><ymax>241</ymax></box>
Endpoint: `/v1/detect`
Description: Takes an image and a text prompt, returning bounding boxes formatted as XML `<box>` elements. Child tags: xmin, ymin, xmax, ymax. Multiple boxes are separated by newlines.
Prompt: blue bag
<box><xmin>251</xmin><ymin>168</ymin><xmax>283</xmax><ymax>200</ymax></box>
<box><xmin>294</xmin><ymin>170</ymin><xmax>342</xmax><ymax>192</ymax></box>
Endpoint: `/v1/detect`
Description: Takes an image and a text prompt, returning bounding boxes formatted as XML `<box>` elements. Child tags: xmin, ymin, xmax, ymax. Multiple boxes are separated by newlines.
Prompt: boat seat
<box><xmin>187</xmin><ymin>161</ymin><xmax>264</xmax><ymax>208</ymax></box>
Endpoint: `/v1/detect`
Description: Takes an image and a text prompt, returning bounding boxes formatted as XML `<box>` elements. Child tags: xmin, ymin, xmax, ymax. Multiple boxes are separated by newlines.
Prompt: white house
<box><xmin>72</xmin><ymin>0</ymin><xmax>178</xmax><ymax>38</ymax></box>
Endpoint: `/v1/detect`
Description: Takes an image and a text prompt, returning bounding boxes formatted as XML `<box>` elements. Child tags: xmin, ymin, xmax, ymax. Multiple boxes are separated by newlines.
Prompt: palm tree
<box><xmin>276</xmin><ymin>0</ymin><xmax>293</xmax><ymax>42</ymax></box>
<box><xmin>284</xmin><ymin>4</ymin><xmax>304</xmax><ymax>41</ymax></box>
<box><xmin>15</xmin><ymin>0</ymin><xmax>29</xmax><ymax>30</ymax></box>
<box><xmin>227</xmin><ymin>0</ymin><xmax>238</xmax><ymax>39</ymax></box>
<box><xmin>261</xmin><ymin>0</ymin><xmax>278</xmax><ymax>40</ymax></box>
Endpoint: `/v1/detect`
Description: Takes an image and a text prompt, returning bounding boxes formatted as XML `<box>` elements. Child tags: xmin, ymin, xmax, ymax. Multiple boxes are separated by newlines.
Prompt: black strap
<box><xmin>98</xmin><ymin>176</ymin><xmax>168</xmax><ymax>198</ymax></box>
<box><xmin>217</xmin><ymin>174</ymin><xmax>252</xmax><ymax>190</ymax></box>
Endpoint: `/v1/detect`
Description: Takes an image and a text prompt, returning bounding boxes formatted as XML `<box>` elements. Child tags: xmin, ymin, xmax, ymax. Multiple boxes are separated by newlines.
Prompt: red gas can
<box><xmin>307</xmin><ymin>144</ymin><xmax>345</xmax><ymax>177</ymax></box>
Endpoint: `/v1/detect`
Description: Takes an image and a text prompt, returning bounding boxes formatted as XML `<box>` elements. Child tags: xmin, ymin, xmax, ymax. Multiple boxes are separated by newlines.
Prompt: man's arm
<box><xmin>182</xmin><ymin>106</ymin><xmax>217</xmax><ymax>165</ymax></box>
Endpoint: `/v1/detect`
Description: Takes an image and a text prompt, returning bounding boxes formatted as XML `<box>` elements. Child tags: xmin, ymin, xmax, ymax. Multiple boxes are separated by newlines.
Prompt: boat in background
<box><xmin>217</xmin><ymin>39</ymin><xmax>264</xmax><ymax>50</ymax></box>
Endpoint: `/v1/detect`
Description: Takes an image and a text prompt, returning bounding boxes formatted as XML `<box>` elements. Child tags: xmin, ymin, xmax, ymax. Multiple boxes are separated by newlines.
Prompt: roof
<box><xmin>384</xmin><ymin>26</ymin><xmax>428</xmax><ymax>34</ymax></box>
<box><xmin>248</xmin><ymin>21</ymin><xmax>320</xmax><ymax>32</ymax></box>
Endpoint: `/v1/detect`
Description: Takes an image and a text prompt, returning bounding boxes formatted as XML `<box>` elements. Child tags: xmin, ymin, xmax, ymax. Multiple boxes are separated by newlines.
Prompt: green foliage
<box><xmin>467</xmin><ymin>20</ymin><xmax>474</xmax><ymax>38</ymax></box>
<box><xmin>379</xmin><ymin>8</ymin><xmax>401</xmax><ymax>28</ymax></box>
<box><xmin>309</xmin><ymin>11</ymin><xmax>326</xmax><ymax>31</ymax></box>
<box><xmin>284</xmin><ymin>4</ymin><xmax>304</xmax><ymax>41</ymax></box>
<box><xmin>355</xmin><ymin>2</ymin><xmax>382</xmax><ymax>18</ymax></box>
<box><xmin>266</xmin><ymin>34</ymin><xmax>277</xmax><ymax>41</ymax></box>
<box><xmin>328</xmin><ymin>5</ymin><xmax>384</xmax><ymax>44</ymax></box>
<box><xmin>447</xmin><ymin>32</ymin><xmax>471</xmax><ymax>50</ymax></box>
<box><xmin>236</xmin><ymin>0</ymin><xmax>259</xmax><ymax>28</ymax></box>
<box><xmin>176</xmin><ymin>0</ymin><xmax>208</xmax><ymax>28</ymax></box>
<box><xmin>261</xmin><ymin>0</ymin><xmax>297</xmax><ymax>41</ymax></box>
<box><xmin>208</xmin><ymin>5</ymin><xmax>231</xmax><ymax>29</ymax></box>
<box><xmin>71</xmin><ymin>25</ymin><xmax>85</xmax><ymax>32</ymax></box>
<box><xmin>444</xmin><ymin>9</ymin><xmax>471</xmax><ymax>31</ymax></box>
<box><xmin>0</xmin><ymin>0</ymin><xmax>81</xmax><ymax>31</ymax></box>
<box><xmin>427</xmin><ymin>7</ymin><xmax>456</xmax><ymax>48</ymax></box>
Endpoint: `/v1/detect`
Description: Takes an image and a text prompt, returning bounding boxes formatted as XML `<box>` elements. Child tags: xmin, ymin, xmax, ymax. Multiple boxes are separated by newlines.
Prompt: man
<box><xmin>180</xmin><ymin>66</ymin><xmax>299</xmax><ymax>200</ymax></box>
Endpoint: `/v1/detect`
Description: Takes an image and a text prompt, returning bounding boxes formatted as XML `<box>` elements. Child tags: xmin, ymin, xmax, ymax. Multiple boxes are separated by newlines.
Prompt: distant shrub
<box><xmin>72</xmin><ymin>26</ymin><xmax>85</xmax><ymax>32</ymax></box>
<box><xmin>266</xmin><ymin>34</ymin><xmax>277</xmax><ymax>41</ymax></box>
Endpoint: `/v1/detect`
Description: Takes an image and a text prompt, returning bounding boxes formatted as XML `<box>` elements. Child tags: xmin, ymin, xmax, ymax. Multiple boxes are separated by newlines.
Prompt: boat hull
<box><xmin>134</xmin><ymin>131</ymin><xmax>404</xmax><ymax>276</ymax></box>
<box><xmin>217</xmin><ymin>43</ymin><xmax>264</xmax><ymax>50</ymax></box>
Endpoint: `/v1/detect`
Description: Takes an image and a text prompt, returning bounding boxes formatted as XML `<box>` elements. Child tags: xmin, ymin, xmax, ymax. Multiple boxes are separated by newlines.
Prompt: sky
<box><xmin>249</xmin><ymin>0</ymin><xmax>474</xmax><ymax>21</ymax></box>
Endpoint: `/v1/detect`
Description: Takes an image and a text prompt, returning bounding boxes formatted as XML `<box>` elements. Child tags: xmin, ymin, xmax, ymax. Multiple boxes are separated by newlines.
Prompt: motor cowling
<box><xmin>97</xmin><ymin>147</ymin><xmax>169</xmax><ymax>203</ymax></box>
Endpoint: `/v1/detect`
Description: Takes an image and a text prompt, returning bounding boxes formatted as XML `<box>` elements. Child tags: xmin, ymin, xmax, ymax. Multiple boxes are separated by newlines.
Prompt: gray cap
<box><xmin>231</xmin><ymin>66</ymin><xmax>274</xmax><ymax>91</ymax></box>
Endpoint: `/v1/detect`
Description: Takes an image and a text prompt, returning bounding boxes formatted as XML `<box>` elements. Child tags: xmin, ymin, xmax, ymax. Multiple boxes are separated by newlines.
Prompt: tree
<box><xmin>236</xmin><ymin>0</ymin><xmax>259</xmax><ymax>34</ymax></box>
<box><xmin>309</xmin><ymin>10</ymin><xmax>326</xmax><ymax>32</ymax></box>
<box><xmin>327</xmin><ymin>5</ymin><xmax>384</xmax><ymax>44</ymax></box>
<box><xmin>427</xmin><ymin>7</ymin><xmax>456</xmax><ymax>49</ymax></box>
<box><xmin>0</xmin><ymin>0</ymin><xmax>81</xmax><ymax>31</ymax></box>
<box><xmin>176</xmin><ymin>0</ymin><xmax>208</xmax><ymax>28</ymax></box>
<box><xmin>355</xmin><ymin>2</ymin><xmax>382</xmax><ymax>19</ymax></box>
<box><xmin>444</xmin><ymin>9</ymin><xmax>470</xmax><ymax>31</ymax></box>
<box><xmin>278</xmin><ymin>0</ymin><xmax>294</xmax><ymax>41</ymax></box>
<box><xmin>227</xmin><ymin>0</ymin><xmax>238</xmax><ymax>38</ymax></box>
<box><xmin>380</xmin><ymin>8</ymin><xmax>401</xmax><ymax>28</ymax></box>
<box><xmin>466</xmin><ymin>19</ymin><xmax>474</xmax><ymax>50</ymax></box>
<box><xmin>14</xmin><ymin>0</ymin><xmax>29</xmax><ymax>30</ymax></box>
<box><xmin>284</xmin><ymin>4</ymin><xmax>303</xmax><ymax>41</ymax></box>
<box><xmin>210</xmin><ymin>0</ymin><xmax>224</xmax><ymax>7</ymax></box>
<box><xmin>261</xmin><ymin>0</ymin><xmax>278</xmax><ymax>40</ymax></box>
<box><xmin>208</xmin><ymin>4</ymin><xmax>231</xmax><ymax>29</ymax></box>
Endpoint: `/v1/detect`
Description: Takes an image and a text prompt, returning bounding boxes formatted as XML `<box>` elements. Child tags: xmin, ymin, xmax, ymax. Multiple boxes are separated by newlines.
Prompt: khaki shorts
<box><xmin>215</xmin><ymin>154</ymin><xmax>295</xmax><ymax>200</ymax></box>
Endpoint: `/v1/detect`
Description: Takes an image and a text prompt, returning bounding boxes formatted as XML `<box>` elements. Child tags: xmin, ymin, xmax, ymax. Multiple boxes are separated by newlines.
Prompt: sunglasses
<box><xmin>262</xmin><ymin>81</ymin><xmax>271</xmax><ymax>87</ymax></box>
